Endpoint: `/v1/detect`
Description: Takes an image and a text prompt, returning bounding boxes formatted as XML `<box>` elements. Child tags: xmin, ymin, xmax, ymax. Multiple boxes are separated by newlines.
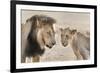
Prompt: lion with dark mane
<box><xmin>21</xmin><ymin>15</ymin><xmax>56</xmax><ymax>63</ymax></box>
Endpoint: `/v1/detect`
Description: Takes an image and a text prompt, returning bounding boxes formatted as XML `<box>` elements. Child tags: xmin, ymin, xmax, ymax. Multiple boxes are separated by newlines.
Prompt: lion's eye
<box><xmin>47</xmin><ymin>31</ymin><xmax>51</xmax><ymax>35</ymax></box>
<box><xmin>66</xmin><ymin>35</ymin><xmax>69</xmax><ymax>38</ymax></box>
<box><xmin>47</xmin><ymin>31</ymin><xmax>50</xmax><ymax>34</ymax></box>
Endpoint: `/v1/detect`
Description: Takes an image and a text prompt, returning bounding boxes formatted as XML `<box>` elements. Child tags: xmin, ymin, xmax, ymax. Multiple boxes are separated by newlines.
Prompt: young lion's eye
<box><xmin>66</xmin><ymin>35</ymin><xmax>69</xmax><ymax>38</ymax></box>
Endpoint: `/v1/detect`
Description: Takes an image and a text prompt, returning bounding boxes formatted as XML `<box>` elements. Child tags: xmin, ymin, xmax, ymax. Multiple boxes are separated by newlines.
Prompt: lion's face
<box><xmin>60</xmin><ymin>28</ymin><xmax>70</xmax><ymax>47</ymax></box>
<box><xmin>60</xmin><ymin>28</ymin><xmax>77</xmax><ymax>47</ymax></box>
<box><xmin>37</xmin><ymin>24</ymin><xmax>56</xmax><ymax>49</ymax></box>
<box><xmin>27</xmin><ymin>15</ymin><xmax>56</xmax><ymax>50</ymax></box>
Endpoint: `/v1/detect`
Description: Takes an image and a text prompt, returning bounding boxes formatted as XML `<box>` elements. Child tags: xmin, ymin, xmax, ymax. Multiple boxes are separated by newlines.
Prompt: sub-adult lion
<box><xmin>60</xmin><ymin>27</ymin><xmax>90</xmax><ymax>60</ymax></box>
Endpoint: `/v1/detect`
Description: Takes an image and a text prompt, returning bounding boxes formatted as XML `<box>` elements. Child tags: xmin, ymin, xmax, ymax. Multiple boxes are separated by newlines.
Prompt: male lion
<box><xmin>21</xmin><ymin>15</ymin><xmax>56</xmax><ymax>63</ymax></box>
<box><xmin>60</xmin><ymin>27</ymin><xmax>90</xmax><ymax>60</ymax></box>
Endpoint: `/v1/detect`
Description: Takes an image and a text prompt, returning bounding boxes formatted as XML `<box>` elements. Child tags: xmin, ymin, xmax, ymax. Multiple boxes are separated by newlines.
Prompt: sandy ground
<box><xmin>21</xmin><ymin>10</ymin><xmax>90</xmax><ymax>62</ymax></box>
<box><xmin>40</xmin><ymin>32</ymin><xmax>76</xmax><ymax>62</ymax></box>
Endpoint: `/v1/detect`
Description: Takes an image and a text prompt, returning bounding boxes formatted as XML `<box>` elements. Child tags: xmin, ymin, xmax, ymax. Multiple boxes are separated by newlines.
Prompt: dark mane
<box><xmin>27</xmin><ymin>15</ymin><xmax>56</xmax><ymax>25</ymax></box>
<box><xmin>38</xmin><ymin>15</ymin><xmax>56</xmax><ymax>24</ymax></box>
<box><xmin>24</xmin><ymin>15</ymin><xmax>56</xmax><ymax>57</ymax></box>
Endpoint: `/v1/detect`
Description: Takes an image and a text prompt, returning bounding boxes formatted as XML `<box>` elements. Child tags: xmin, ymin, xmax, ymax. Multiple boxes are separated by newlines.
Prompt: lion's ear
<box><xmin>71</xmin><ymin>29</ymin><xmax>77</xmax><ymax>35</ymax></box>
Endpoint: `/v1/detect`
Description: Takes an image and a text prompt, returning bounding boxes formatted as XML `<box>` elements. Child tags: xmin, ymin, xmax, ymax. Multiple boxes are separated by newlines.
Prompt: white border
<box><xmin>16</xmin><ymin>4</ymin><xmax>94</xmax><ymax>69</ymax></box>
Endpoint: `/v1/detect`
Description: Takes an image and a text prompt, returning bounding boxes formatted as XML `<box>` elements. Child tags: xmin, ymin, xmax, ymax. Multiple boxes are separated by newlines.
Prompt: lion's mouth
<box><xmin>62</xmin><ymin>42</ymin><xmax>68</xmax><ymax>47</ymax></box>
<box><xmin>46</xmin><ymin>44</ymin><xmax>52</xmax><ymax>48</ymax></box>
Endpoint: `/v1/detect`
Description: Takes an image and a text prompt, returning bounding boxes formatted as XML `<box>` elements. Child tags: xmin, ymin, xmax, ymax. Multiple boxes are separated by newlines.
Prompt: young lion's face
<box><xmin>60</xmin><ymin>28</ymin><xmax>76</xmax><ymax>47</ymax></box>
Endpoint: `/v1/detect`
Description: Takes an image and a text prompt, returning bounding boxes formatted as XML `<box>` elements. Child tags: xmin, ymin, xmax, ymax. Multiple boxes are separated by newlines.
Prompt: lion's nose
<box><xmin>52</xmin><ymin>41</ymin><xmax>56</xmax><ymax>45</ymax></box>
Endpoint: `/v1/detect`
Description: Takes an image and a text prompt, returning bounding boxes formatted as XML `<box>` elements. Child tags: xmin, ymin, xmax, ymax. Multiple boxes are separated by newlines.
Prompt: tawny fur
<box><xmin>21</xmin><ymin>15</ymin><xmax>56</xmax><ymax>63</ymax></box>
<box><xmin>60</xmin><ymin>27</ymin><xmax>90</xmax><ymax>60</ymax></box>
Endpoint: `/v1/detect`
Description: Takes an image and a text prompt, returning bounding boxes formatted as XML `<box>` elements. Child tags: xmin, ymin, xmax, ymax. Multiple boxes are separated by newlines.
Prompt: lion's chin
<box><xmin>62</xmin><ymin>43</ymin><xmax>68</xmax><ymax>47</ymax></box>
<box><xmin>63</xmin><ymin>45</ymin><xmax>67</xmax><ymax>47</ymax></box>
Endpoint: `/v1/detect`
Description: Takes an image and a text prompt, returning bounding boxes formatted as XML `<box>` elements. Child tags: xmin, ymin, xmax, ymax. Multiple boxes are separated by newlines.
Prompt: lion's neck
<box><xmin>70</xmin><ymin>33</ymin><xmax>78</xmax><ymax>47</ymax></box>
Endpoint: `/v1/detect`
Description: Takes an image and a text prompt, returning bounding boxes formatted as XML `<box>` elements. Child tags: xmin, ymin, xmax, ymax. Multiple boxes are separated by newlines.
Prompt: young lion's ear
<box><xmin>71</xmin><ymin>29</ymin><xmax>77</xmax><ymax>35</ymax></box>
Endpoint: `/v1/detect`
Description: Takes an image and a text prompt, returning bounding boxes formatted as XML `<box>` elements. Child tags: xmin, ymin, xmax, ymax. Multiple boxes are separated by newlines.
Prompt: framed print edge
<box><xmin>10</xmin><ymin>0</ymin><xmax>97</xmax><ymax>73</ymax></box>
<box><xmin>10</xmin><ymin>1</ymin><xmax>16</xmax><ymax>72</ymax></box>
<box><xmin>94</xmin><ymin>6</ymin><xmax>97</xmax><ymax>67</ymax></box>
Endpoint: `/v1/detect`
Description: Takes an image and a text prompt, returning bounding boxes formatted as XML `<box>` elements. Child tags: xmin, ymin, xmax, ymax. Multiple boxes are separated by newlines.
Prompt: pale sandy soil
<box><xmin>40</xmin><ymin>31</ymin><xmax>76</xmax><ymax>62</ymax></box>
